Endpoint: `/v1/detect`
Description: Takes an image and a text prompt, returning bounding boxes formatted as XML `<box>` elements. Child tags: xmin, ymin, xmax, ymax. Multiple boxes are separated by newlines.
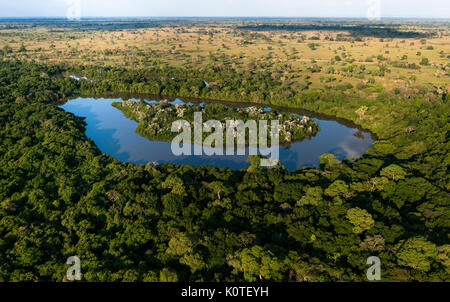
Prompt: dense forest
<box><xmin>0</xmin><ymin>59</ymin><xmax>448</xmax><ymax>282</ymax></box>
<box><xmin>237</xmin><ymin>23</ymin><xmax>435</xmax><ymax>39</ymax></box>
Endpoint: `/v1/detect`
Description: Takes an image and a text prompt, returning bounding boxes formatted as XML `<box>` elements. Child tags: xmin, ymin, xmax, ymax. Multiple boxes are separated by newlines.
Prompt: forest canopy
<box><xmin>0</xmin><ymin>58</ymin><xmax>448</xmax><ymax>282</ymax></box>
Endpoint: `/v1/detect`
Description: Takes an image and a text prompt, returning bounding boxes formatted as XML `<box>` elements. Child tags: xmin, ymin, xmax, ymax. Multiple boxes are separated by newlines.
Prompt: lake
<box><xmin>60</xmin><ymin>97</ymin><xmax>375</xmax><ymax>171</ymax></box>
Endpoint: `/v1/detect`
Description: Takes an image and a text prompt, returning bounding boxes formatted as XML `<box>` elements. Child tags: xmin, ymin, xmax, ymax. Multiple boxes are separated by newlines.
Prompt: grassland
<box><xmin>1</xmin><ymin>20</ymin><xmax>448</xmax><ymax>94</ymax></box>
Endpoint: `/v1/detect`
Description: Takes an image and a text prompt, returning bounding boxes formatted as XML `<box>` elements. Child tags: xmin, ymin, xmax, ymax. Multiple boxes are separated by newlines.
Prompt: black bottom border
<box><xmin>0</xmin><ymin>282</ymin><xmax>447</xmax><ymax>300</ymax></box>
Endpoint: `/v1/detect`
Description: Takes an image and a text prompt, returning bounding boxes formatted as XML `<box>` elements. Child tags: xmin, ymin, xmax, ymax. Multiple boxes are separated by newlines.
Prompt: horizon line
<box><xmin>0</xmin><ymin>16</ymin><xmax>449</xmax><ymax>20</ymax></box>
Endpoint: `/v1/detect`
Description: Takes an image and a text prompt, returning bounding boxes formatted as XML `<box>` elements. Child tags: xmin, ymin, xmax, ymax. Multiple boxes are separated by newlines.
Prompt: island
<box><xmin>112</xmin><ymin>100</ymin><xmax>320</xmax><ymax>145</ymax></box>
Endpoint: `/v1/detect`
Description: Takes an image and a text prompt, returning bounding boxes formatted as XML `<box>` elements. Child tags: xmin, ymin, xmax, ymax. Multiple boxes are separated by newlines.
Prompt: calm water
<box><xmin>60</xmin><ymin>97</ymin><xmax>374</xmax><ymax>171</ymax></box>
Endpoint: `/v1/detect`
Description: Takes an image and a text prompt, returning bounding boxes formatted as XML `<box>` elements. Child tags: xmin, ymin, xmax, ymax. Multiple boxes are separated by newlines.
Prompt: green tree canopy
<box><xmin>346</xmin><ymin>207</ymin><xmax>375</xmax><ymax>234</ymax></box>
<box><xmin>298</xmin><ymin>187</ymin><xmax>324</xmax><ymax>206</ymax></box>
<box><xmin>396</xmin><ymin>237</ymin><xmax>438</xmax><ymax>272</ymax></box>
<box><xmin>227</xmin><ymin>246</ymin><xmax>283</xmax><ymax>281</ymax></box>
<box><xmin>380</xmin><ymin>164</ymin><xmax>407</xmax><ymax>181</ymax></box>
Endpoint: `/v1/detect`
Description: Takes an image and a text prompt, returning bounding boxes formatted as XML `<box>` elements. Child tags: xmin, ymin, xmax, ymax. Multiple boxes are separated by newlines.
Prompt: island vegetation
<box><xmin>112</xmin><ymin>100</ymin><xmax>320</xmax><ymax>144</ymax></box>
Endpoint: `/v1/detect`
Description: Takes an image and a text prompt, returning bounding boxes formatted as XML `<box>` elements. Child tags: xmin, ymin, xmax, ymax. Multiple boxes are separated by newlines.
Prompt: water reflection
<box><xmin>60</xmin><ymin>97</ymin><xmax>374</xmax><ymax>171</ymax></box>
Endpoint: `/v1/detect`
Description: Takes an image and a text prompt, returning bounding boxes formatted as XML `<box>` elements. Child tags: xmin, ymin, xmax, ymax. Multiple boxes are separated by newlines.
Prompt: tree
<box><xmin>380</xmin><ymin>164</ymin><xmax>407</xmax><ymax>181</ymax></box>
<box><xmin>180</xmin><ymin>253</ymin><xmax>207</xmax><ymax>273</ymax></box>
<box><xmin>325</xmin><ymin>180</ymin><xmax>351</xmax><ymax>199</ymax></box>
<box><xmin>227</xmin><ymin>246</ymin><xmax>283</xmax><ymax>281</ymax></box>
<box><xmin>396</xmin><ymin>237</ymin><xmax>437</xmax><ymax>272</ymax></box>
<box><xmin>355</xmin><ymin>106</ymin><xmax>368</xmax><ymax>120</ymax></box>
<box><xmin>360</xmin><ymin>235</ymin><xmax>385</xmax><ymax>251</ymax></box>
<box><xmin>420</xmin><ymin>58</ymin><xmax>429</xmax><ymax>66</ymax></box>
<box><xmin>367</xmin><ymin>177</ymin><xmax>389</xmax><ymax>192</ymax></box>
<box><xmin>162</xmin><ymin>193</ymin><xmax>184</xmax><ymax>218</ymax></box>
<box><xmin>159</xmin><ymin>268</ymin><xmax>178</xmax><ymax>282</ymax></box>
<box><xmin>208</xmin><ymin>181</ymin><xmax>229</xmax><ymax>200</ymax></box>
<box><xmin>166</xmin><ymin>233</ymin><xmax>194</xmax><ymax>256</ymax></box>
<box><xmin>346</xmin><ymin>208</ymin><xmax>375</xmax><ymax>234</ymax></box>
<box><xmin>162</xmin><ymin>174</ymin><xmax>187</xmax><ymax>196</ymax></box>
<box><xmin>298</xmin><ymin>187</ymin><xmax>323</xmax><ymax>206</ymax></box>
<box><xmin>319</xmin><ymin>153</ymin><xmax>341</xmax><ymax>170</ymax></box>
<box><xmin>246</xmin><ymin>155</ymin><xmax>263</xmax><ymax>170</ymax></box>
<box><xmin>18</xmin><ymin>44</ymin><xmax>27</xmax><ymax>52</ymax></box>
<box><xmin>436</xmin><ymin>245</ymin><xmax>450</xmax><ymax>268</ymax></box>
<box><xmin>274</xmin><ymin>182</ymin><xmax>304</xmax><ymax>203</ymax></box>
<box><xmin>2</xmin><ymin>45</ymin><xmax>12</xmax><ymax>54</ymax></box>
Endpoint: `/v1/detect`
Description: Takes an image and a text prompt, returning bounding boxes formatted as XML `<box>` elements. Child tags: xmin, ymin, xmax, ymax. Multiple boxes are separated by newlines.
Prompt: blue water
<box><xmin>60</xmin><ymin>97</ymin><xmax>374</xmax><ymax>171</ymax></box>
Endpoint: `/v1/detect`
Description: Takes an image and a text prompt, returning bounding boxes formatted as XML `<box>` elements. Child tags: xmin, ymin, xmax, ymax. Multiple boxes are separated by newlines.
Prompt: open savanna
<box><xmin>1</xmin><ymin>20</ymin><xmax>448</xmax><ymax>94</ymax></box>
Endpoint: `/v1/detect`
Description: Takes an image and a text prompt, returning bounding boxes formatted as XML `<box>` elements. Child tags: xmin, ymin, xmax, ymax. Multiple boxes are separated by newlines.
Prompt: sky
<box><xmin>0</xmin><ymin>0</ymin><xmax>448</xmax><ymax>19</ymax></box>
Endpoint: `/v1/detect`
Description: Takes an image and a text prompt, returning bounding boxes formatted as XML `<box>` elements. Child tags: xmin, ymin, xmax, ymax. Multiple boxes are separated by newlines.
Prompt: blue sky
<box><xmin>0</xmin><ymin>0</ymin><xmax>448</xmax><ymax>18</ymax></box>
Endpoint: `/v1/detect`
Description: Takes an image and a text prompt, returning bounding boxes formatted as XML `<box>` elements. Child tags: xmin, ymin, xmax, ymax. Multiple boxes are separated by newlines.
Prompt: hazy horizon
<box><xmin>0</xmin><ymin>16</ymin><xmax>449</xmax><ymax>20</ymax></box>
<box><xmin>0</xmin><ymin>0</ymin><xmax>449</xmax><ymax>19</ymax></box>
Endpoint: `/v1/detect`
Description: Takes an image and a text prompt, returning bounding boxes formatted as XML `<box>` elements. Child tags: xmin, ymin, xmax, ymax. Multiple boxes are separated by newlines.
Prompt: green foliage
<box><xmin>159</xmin><ymin>268</ymin><xmax>179</xmax><ymax>282</ymax></box>
<box><xmin>436</xmin><ymin>245</ymin><xmax>450</xmax><ymax>268</ymax></box>
<box><xmin>167</xmin><ymin>233</ymin><xmax>194</xmax><ymax>256</ymax></box>
<box><xmin>113</xmin><ymin>101</ymin><xmax>320</xmax><ymax>145</ymax></box>
<box><xmin>298</xmin><ymin>187</ymin><xmax>323</xmax><ymax>206</ymax></box>
<box><xmin>162</xmin><ymin>174</ymin><xmax>187</xmax><ymax>196</ymax></box>
<box><xmin>227</xmin><ymin>246</ymin><xmax>283</xmax><ymax>281</ymax></box>
<box><xmin>0</xmin><ymin>59</ymin><xmax>447</xmax><ymax>282</ymax></box>
<box><xmin>325</xmin><ymin>180</ymin><xmax>351</xmax><ymax>199</ymax></box>
<box><xmin>274</xmin><ymin>182</ymin><xmax>303</xmax><ymax>203</ymax></box>
<box><xmin>396</xmin><ymin>237</ymin><xmax>438</xmax><ymax>272</ymax></box>
<box><xmin>380</xmin><ymin>164</ymin><xmax>407</xmax><ymax>181</ymax></box>
<box><xmin>346</xmin><ymin>208</ymin><xmax>375</xmax><ymax>234</ymax></box>
<box><xmin>420</xmin><ymin>58</ymin><xmax>429</xmax><ymax>65</ymax></box>
<box><xmin>180</xmin><ymin>253</ymin><xmax>206</xmax><ymax>273</ymax></box>
<box><xmin>319</xmin><ymin>154</ymin><xmax>341</xmax><ymax>170</ymax></box>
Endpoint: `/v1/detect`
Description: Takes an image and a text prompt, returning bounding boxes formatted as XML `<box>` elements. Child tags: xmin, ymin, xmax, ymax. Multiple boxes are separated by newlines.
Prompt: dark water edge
<box><xmin>60</xmin><ymin>96</ymin><xmax>375</xmax><ymax>171</ymax></box>
<box><xmin>74</xmin><ymin>91</ymin><xmax>378</xmax><ymax>138</ymax></box>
